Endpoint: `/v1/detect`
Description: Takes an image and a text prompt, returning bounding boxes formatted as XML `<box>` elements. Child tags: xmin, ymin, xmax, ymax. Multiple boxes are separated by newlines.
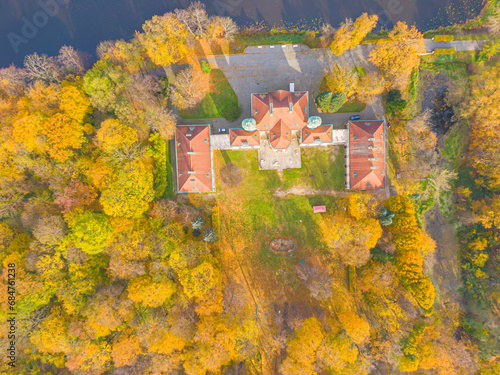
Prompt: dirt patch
<box><xmin>219</xmin><ymin>163</ymin><xmax>242</xmax><ymax>187</ymax></box>
<box><xmin>274</xmin><ymin>186</ymin><xmax>348</xmax><ymax>197</ymax></box>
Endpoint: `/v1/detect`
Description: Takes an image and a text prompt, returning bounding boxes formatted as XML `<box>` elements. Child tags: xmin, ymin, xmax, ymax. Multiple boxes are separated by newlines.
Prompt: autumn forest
<box><xmin>1</xmin><ymin>1</ymin><xmax>500</xmax><ymax>374</ymax></box>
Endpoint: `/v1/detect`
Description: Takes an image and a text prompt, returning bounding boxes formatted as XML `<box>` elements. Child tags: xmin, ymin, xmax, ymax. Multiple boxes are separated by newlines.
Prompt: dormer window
<box><xmin>369</xmin><ymin>137</ymin><xmax>377</xmax><ymax>141</ymax></box>
<box><xmin>204</xmin><ymin>138</ymin><xmax>208</xmax><ymax>143</ymax></box>
<box><xmin>255</xmin><ymin>109</ymin><xmax>258</xmax><ymax>114</ymax></box>
<box><xmin>371</xmin><ymin>166</ymin><xmax>376</xmax><ymax>169</ymax></box>
<box><xmin>368</xmin><ymin>158</ymin><xmax>377</xmax><ymax>161</ymax></box>
<box><xmin>270</xmin><ymin>103</ymin><xmax>273</xmax><ymax>116</ymax></box>
<box><xmin>353</xmin><ymin>172</ymin><xmax>357</xmax><ymax>177</ymax></box>
<box><xmin>186</xmin><ymin>134</ymin><xmax>192</xmax><ymax>137</ymax></box>
<box><xmin>368</xmin><ymin>146</ymin><xmax>373</xmax><ymax>149</ymax></box>
<box><xmin>206</xmin><ymin>173</ymin><xmax>210</xmax><ymax>177</ymax></box>
<box><xmin>289</xmin><ymin>103</ymin><xmax>293</xmax><ymax>113</ymax></box>
<box><xmin>189</xmin><ymin>127</ymin><xmax>195</xmax><ymax>131</ymax></box>
<box><xmin>353</xmin><ymin>135</ymin><xmax>356</xmax><ymax>139</ymax></box>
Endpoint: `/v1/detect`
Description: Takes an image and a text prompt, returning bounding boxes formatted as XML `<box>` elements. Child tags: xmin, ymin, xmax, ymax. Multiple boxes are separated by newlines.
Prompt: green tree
<box><xmin>70</xmin><ymin>213</ymin><xmax>113</xmax><ymax>255</ymax></box>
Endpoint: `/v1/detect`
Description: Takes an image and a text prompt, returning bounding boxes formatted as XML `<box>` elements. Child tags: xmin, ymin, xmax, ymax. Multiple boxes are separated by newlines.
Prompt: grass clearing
<box><xmin>178</xmin><ymin>69</ymin><xmax>240</xmax><ymax>120</ymax></box>
<box><xmin>337</xmin><ymin>98</ymin><xmax>366</xmax><ymax>113</ymax></box>
<box><xmin>214</xmin><ymin>148</ymin><xmax>346</xmax><ymax>286</ymax></box>
<box><xmin>281</xmin><ymin>146</ymin><xmax>346</xmax><ymax>191</ymax></box>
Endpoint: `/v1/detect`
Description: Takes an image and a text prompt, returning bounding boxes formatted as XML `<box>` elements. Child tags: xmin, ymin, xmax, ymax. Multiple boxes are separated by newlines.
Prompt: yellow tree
<box><xmin>137</xmin><ymin>13</ymin><xmax>190</xmax><ymax>67</ymax></box>
<box><xmin>127</xmin><ymin>274</ymin><xmax>176</xmax><ymax>307</ymax></box>
<box><xmin>331</xmin><ymin>23</ymin><xmax>354</xmax><ymax>56</ymax></box>
<box><xmin>465</xmin><ymin>64</ymin><xmax>500</xmax><ymax>187</ymax></box>
<box><xmin>369</xmin><ymin>21</ymin><xmax>424</xmax><ymax>89</ymax></box>
<box><xmin>284</xmin><ymin>317</ymin><xmax>324</xmax><ymax>370</ymax></box>
<box><xmin>316</xmin><ymin>333</ymin><xmax>359</xmax><ymax>372</ymax></box>
<box><xmin>338</xmin><ymin>311</ymin><xmax>371</xmax><ymax>345</ymax></box>
<box><xmin>59</xmin><ymin>81</ymin><xmax>91</xmax><ymax>124</ymax></box>
<box><xmin>111</xmin><ymin>335</ymin><xmax>143</xmax><ymax>367</ymax></box>
<box><xmin>351</xmin><ymin>13</ymin><xmax>379</xmax><ymax>46</ymax></box>
<box><xmin>357</xmin><ymin>71</ymin><xmax>385</xmax><ymax>103</ymax></box>
<box><xmin>42</xmin><ymin>113</ymin><xmax>86</xmax><ymax>162</ymax></box>
<box><xmin>94</xmin><ymin>118</ymin><xmax>138</xmax><ymax>153</ymax></box>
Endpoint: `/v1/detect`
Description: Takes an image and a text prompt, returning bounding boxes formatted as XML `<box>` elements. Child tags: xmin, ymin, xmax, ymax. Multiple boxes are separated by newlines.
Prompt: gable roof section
<box><xmin>302</xmin><ymin>125</ymin><xmax>334</xmax><ymax>144</ymax></box>
<box><xmin>348</xmin><ymin>120</ymin><xmax>386</xmax><ymax>190</ymax></box>
<box><xmin>230</xmin><ymin>129</ymin><xmax>260</xmax><ymax>147</ymax></box>
<box><xmin>270</xmin><ymin>120</ymin><xmax>291</xmax><ymax>150</ymax></box>
<box><xmin>175</xmin><ymin>125</ymin><xmax>214</xmax><ymax>193</ymax></box>
<box><xmin>251</xmin><ymin>90</ymin><xmax>308</xmax><ymax>132</ymax></box>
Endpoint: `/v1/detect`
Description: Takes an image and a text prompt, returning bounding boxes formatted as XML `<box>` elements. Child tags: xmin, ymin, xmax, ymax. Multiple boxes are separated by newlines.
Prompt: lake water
<box><xmin>0</xmin><ymin>0</ymin><xmax>483</xmax><ymax>68</ymax></box>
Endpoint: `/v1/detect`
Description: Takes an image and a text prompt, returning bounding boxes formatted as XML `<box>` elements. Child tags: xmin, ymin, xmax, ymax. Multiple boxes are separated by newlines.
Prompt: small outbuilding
<box><xmin>313</xmin><ymin>205</ymin><xmax>326</xmax><ymax>213</ymax></box>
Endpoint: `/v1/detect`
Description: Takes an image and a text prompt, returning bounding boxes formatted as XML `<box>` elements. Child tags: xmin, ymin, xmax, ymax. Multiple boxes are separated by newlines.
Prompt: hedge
<box><xmin>433</xmin><ymin>35</ymin><xmax>454</xmax><ymax>42</ymax></box>
<box><xmin>433</xmin><ymin>48</ymin><xmax>456</xmax><ymax>55</ymax></box>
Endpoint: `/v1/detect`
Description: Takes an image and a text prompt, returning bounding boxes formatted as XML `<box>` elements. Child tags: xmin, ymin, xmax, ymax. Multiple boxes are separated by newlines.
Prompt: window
<box><xmin>353</xmin><ymin>172</ymin><xmax>357</xmax><ymax>177</ymax></box>
<box><xmin>368</xmin><ymin>158</ymin><xmax>377</xmax><ymax>161</ymax></box>
<box><xmin>187</xmin><ymin>151</ymin><xmax>195</xmax><ymax>155</ymax></box>
<box><xmin>179</xmin><ymin>172</ymin><xmax>182</xmax><ymax>176</ymax></box>
<box><xmin>353</xmin><ymin>135</ymin><xmax>356</xmax><ymax>139</ymax></box>
<box><xmin>289</xmin><ymin>103</ymin><xmax>293</xmax><ymax>112</ymax></box>
<box><xmin>303</xmin><ymin>108</ymin><xmax>306</xmax><ymax>112</ymax></box>
<box><xmin>206</xmin><ymin>173</ymin><xmax>209</xmax><ymax>177</ymax></box>
<box><xmin>270</xmin><ymin>103</ymin><xmax>273</xmax><ymax>115</ymax></box>
<box><xmin>204</xmin><ymin>138</ymin><xmax>207</xmax><ymax>143</ymax></box>
<box><xmin>371</xmin><ymin>166</ymin><xmax>376</xmax><ymax>169</ymax></box>
<box><xmin>294</xmin><ymin>123</ymin><xmax>298</xmax><ymax>127</ymax></box>
<box><xmin>366</xmin><ymin>183</ymin><xmax>371</xmax><ymax>187</ymax></box>
<box><xmin>381</xmin><ymin>171</ymin><xmax>384</xmax><ymax>175</ymax></box>
<box><xmin>305</xmin><ymin>131</ymin><xmax>308</xmax><ymax>137</ymax></box>
<box><xmin>186</xmin><ymin>134</ymin><xmax>191</xmax><ymax>137</ymax></box>
<box><xmin>191</xmin><ymin>179</ymin><xmax>196</xmax><ymax>183</ymax></box>
<box><xmin>189</xmin><ymin>127</ymin><xmax>195</xmax><ymax>131</ymax></box>
<box><xmin>286</xmin><ymin>132</ymin><xmax>289</xmax><ymax>136</ymax></box>
<box><xmin>368</xmin><ymin>137</ymin><xmax>377</xmax><ymax>141</ymax></box>
<box><xmin>188</xmin><ymin>171</ymin><xmax>195</xmax><ymax>174</ymax></box>
<box><xmin>365</xmin><ymin>122</ymin><xmax>371</xmax><ymax>126</ymax></box>
<box><xmin>368</xmin><ymin>146</ymin><xmax>373</xmax><ymax>149</ymax></box>
<box><xmin>177</xmin><ymin>141</ymin><xmax>181</xmax><ymax>146</ymax></box>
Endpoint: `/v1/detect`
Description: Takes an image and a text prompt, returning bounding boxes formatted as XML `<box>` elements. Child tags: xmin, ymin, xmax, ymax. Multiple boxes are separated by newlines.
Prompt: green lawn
<box><xmin>215</xmin><ymin>148</ymin><xmax>346</xmax><ymax>280</ymax></box>
<box><xmin>337</xmin><ymin>98</ymin><xmax>366</xmax><ymax>113</ymax></box>
<box><xmin>281</xmin><ymin>146</ymin><xmax>346</xmax><ymax>191</ymax></box>
<box><xmin>178</xmin><ymin>69</ymin><xmax>241</xmax><ymax>121</ymax></box>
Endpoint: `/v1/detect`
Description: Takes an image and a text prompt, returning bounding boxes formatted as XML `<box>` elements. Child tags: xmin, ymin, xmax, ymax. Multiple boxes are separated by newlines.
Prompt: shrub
<box><xmin>315</xmin><ymin>91</ymin><xmax>346</xmax><ymax>113</ymax></box>
<box><xmin>201</xmin><ymin>60</ymin><xmax>211</xmax><ymax>74</ymax></box>
<box><xmin>222</xmin><ymin>105</ymin><xmax>241</xmax><ymax>121</ymax></box>
<box><xmin>330</xmin><ymin>92</ymin><xmax>347</xmax><ymax>112</ymax></box>
<box><xmin>315</xmin><ymin>91</ymin><xmax>333</xmax><ymax>112</ymax></box>
<box><xmin>433</xmin><ymin>34</ymin><xmax>454</xmax><ymax>42</ymax></box>
<box><xmin>433</xmin><ymin>48</ymin><xmax>456</xmax><ymax>55</ymax></box>
<box><xmin>191</xmin><ymin>216</ymin><xmax>205</xmax><ymax>230</ymax></box>
<box><xmin>386</xmin><ymin>90</ymin><xmax>407</xmax><ymax>117</ymax></box>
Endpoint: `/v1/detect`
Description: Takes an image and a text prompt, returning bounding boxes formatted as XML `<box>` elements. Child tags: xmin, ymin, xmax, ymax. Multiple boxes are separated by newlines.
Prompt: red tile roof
<box><xmin>175</xmin><ymin>125</ymin><xmax>213</xmax><ymax>193</ymax></box>
<box><xmin>349</xmin><ymin>120</ymin><xmax>386</xmax><ymax>190</ymax></box>
<box><xmin>230</xmin><ymin>129</ymin><xmax>260</xmax><ymax>147</ymax></box>
<box><xmin>302</xmin><ymin>125</ymin><xmax>334</xmax><ymax>144</ymax></box>
<box><xmin>252</xmin><ymin>90</ymin><xmax>308</xmax><ymax>133</ymax></box>
<box><xmin>270</xmin><ymin>120</ymin><xmax>291</xmax><ymax>150</ymax></box>
<box><xmin>313</xmin><ymin>205</ymin><xmax>326</xmax><ymax>213</ymax></box>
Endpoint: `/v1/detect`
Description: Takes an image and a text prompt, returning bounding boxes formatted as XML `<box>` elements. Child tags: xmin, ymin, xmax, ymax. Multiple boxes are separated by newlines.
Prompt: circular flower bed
<box><xmin>270</xmin><ymin>239</ymin><xmax>295</xmax><ymax>253</ymax></box>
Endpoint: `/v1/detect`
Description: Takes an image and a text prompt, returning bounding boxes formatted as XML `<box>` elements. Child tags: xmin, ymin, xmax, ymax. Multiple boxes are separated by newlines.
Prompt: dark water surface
<box><xmin>0</xmin><ymin>0</ymin><xmax>483</xmax><ymax>67</ymax></box>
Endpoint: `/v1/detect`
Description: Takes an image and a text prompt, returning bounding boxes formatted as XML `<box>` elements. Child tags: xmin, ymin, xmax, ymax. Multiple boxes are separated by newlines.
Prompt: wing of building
<box><xmin>175</xmin><ymin>125</ymin><xmax>215</xmax><ymax>193</ymax></box>
<box><xmin>347</xmin><ymin>120</ymin><xmax>386</xmax><ymax>190</ymax></box>
<box><xmin>251</xmin><ymin>90</ymin><xmax>308</xmax><ymax>150</ymax></box>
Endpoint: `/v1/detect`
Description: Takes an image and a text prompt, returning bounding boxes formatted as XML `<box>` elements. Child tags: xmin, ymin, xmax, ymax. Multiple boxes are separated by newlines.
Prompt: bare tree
<box><xmin>296</xmin><ymin>263</ymin><xmax>333</xmax><ymax>300</ymax></box>
<box><xmin>427</xmin><ymin>167</ymin><xmax>458</xmax><ymax>202</ymax></box>
<box><xmin>487</xmin><ymin>7</ymin><xmax>500</xmax><ymax>35</ymax></box>
<box><xmin>218</xmin><ymin>17</ymin><xmax>238</xmax><ymax>40</ymax></box>
<box><xmin>146</xmin><ymin>106</ymin><xmax>177</xmax><ymax>140</ymax></box>
<box><xmin>169</xmin><ymin>66</ymin><xmax>209</xmax><ymax>109</ymax></box>
<box><xmin>33</xmin><ymin>215</ymin><xmax>65</xmax><ymax>245</ymax></box>
<box><xmin>96</xmin><ymin>40</ymin><xmax>119</xmax><ymax>59</ymax></box>
<box><xmin>24</xmin><ymin>53</ymin><xmax>61</xmax><ymax>82</ymax></box>
<box><xmin>0</xmin><ymin>65</ymin><xmax>28</xmax><ymax>95</ymax></box>
<box><xmin>126</xmin><ymin>74</ymin><xmax>163</xmax><ymax>109</ymax></box>
<box><xmin>175</xmin><ymin>1</ymin><xmax>210</xmax><ymax>39</ymax></box>
<box><xmin>320</xmin><ymin>23</ymin><xmax>335</xmax><ymax>39</ymax></box>
<box><xmin>58</xmin><ymin>45</ymin><xmax>90</xmax><ymax>74</ymax></box>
